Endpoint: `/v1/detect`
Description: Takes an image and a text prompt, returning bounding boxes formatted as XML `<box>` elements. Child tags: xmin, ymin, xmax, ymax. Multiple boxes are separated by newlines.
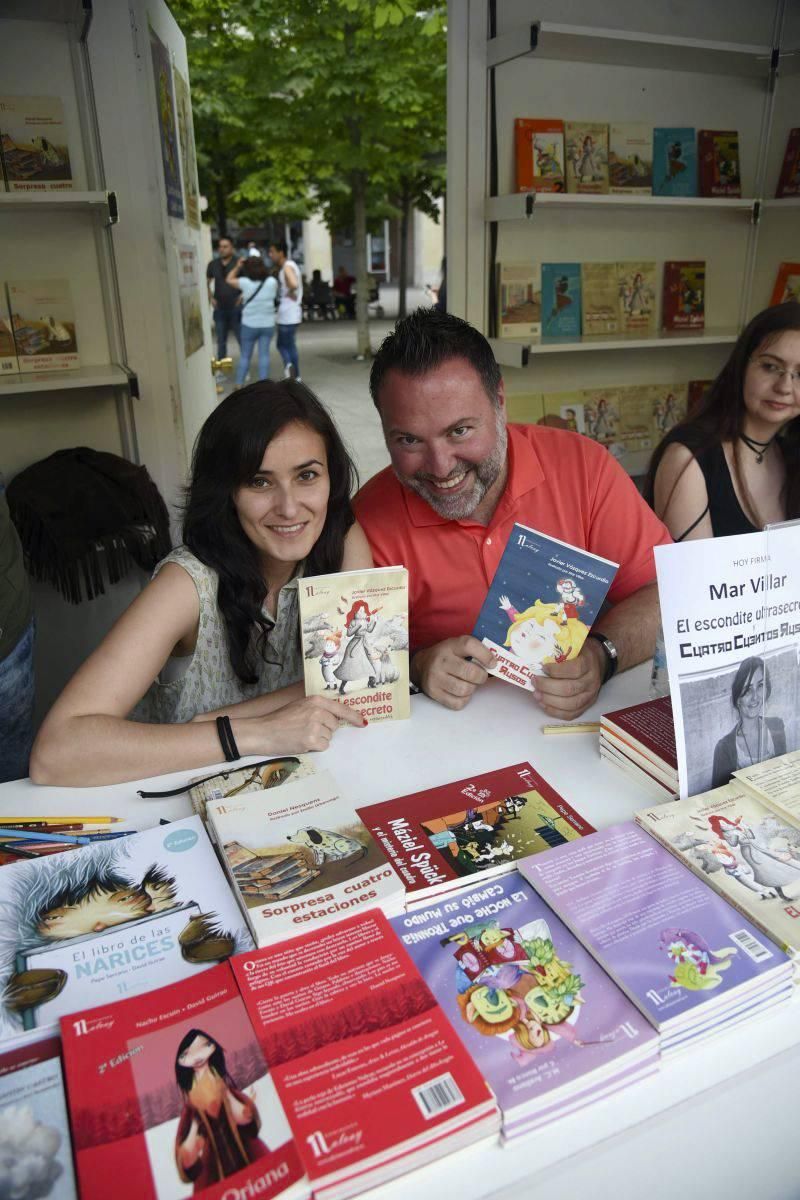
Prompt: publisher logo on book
<box><xmin>306</xmin><ymin>1124</ymin><xmax>364</xmax><ymax>1159</ymax></box>
<box><xmin>70</xmin><ymin>1014</ymin><xmax>115</xmax><ymax>1037</ymax></box>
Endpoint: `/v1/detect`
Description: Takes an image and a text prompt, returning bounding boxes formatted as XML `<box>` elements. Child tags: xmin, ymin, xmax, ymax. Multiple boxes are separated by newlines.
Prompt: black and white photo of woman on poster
<box><xmin>655</xmin><ymin>524</ymin><xmax>800</xmax><ymax>798</ymax></box>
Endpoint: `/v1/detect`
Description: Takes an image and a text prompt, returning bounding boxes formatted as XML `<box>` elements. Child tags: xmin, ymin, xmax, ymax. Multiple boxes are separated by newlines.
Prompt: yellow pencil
<box><xmin>0</xmin><ymin>815</ymin><xmax>121</xmax><ymax>825</ymax></box>
<box><xmin>542</xmin><ymin>722</ymin><xmax>601</xmax><ymax>735</ymax></box>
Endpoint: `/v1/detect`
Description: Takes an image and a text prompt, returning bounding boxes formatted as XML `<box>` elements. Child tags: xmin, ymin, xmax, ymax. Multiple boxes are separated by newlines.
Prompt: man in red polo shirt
<box><xmin>353</xmin><ymin>309</ymin><xmax>672</xmax><ymax>719</ymax></box>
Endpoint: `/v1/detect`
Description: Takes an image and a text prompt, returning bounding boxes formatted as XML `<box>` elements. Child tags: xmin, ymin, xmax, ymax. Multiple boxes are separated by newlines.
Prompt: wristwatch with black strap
<box><xmin>586</xmin><ymin>631</ymin><xmax>619</xmax><ymax>685</ymax></box>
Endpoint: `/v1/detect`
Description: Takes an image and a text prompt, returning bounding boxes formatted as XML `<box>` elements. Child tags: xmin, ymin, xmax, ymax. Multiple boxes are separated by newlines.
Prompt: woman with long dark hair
<box><xmin>710</xmin><ymin>656</ymin><xmax>786</xmax><ymax>789</ymax></box>
<box><xmin>31</xmin><ymin>380</ymin><xmax>371</xmax><ymax>785</ymax></box>
<box><xmin>644</xmin><ymin>302</ymin><xmax>800</xmax><ymax>541</ymax></box>
<box><xmin>174</xmin><ymin>1028</ymin><xmax>268</xmax><ymax>1189</ymax></box>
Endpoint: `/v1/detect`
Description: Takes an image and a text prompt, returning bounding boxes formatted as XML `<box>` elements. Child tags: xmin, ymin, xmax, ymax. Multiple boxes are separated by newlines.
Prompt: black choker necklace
<box><xmin>740</xmin><ymin>431</ymin><xmax>778</xmax><ymax>463</ymax></box>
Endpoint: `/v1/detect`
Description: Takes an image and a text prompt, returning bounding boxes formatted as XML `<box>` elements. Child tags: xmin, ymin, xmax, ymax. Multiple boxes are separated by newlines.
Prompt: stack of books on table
<box><xmin>600</xmin><ymin>695</ymin><xmax>678</xmax><ymax>799</ymax></box>
<box><xmin>62</xmin><ymin>914</ymin><xmax>499</xmax><ymax>1200</ymax></box>
<box><xmin>519</xmin><ymin>823</ymin><xmax>794</xmax><ymax>1056</ymax></box>
<box><xmin>392</xmin><ymin>873</ymin><xmax>659</xmax><ymax>1140</ymax></box>
<box><xmin>206</xmin><ymin>769</ymin><xmax>406</xmax><ymax>947</ymax></box>
<box><xmin>357</xmin><ymin>761</ymin><xmax>594</xmax><ymax>909</ymax></box>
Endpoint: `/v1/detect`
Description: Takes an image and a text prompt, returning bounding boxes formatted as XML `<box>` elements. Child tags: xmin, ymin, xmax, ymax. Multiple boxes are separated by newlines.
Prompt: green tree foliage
<box><xmin>170</xmin><ymin>0</ymin><xmax>446</xmax><ymax>355</ymax></box>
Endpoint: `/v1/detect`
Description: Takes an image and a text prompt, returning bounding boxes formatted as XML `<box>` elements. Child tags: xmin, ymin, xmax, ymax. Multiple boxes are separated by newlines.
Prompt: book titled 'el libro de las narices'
<box><xmin>472</xmin><ymin>523</ymin><xmax>618</xmax><ymax>693</ymax></box>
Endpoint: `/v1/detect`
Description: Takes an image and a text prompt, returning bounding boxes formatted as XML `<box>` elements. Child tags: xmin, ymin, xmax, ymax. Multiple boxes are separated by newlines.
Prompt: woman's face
<box><xmin>178</xmin><ymin>1034</ymin><xmax>216</xmax><ymax>1070</ymax></box>
<box><xmin>232</xmin><ymin>421</ymin><xmax>330</xmax><ymax>575</ymax></box>
<box><xmin>743</xmin><ymin>330</ymin><xmax>800</xmax><ymax>431</ymax></box>
<box><xmin>736</xmin><ymin>665</ymin><xmax>766</xmax><ymax>720</ymax></box>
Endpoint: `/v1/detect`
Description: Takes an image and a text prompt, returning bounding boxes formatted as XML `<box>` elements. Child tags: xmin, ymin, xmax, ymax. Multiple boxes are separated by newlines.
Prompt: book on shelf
<box><xmin>357</xmin><ymin>762</ymin><xmax>594</xmax><ymax>907</ymax></box>
<box><xmin>391</xmin><ymin>873</ymin><xmax>659</xmax><ymax>1140</ymax></box>
<box><xmin>770</xmin><ymin>261</ymin><xmax>800</xmax><ymax>306</ymax></box>
<box><xmin>5</xmin><ymin>280</ymin><xmax>79</xmax><ymax>372</ymax></box>
<box><xmin>607</xmin><ymin>384</ymin><xmax>656</xmax><ymax>456</ymax></box>
<box><xmin>519</xmin><ymin>822</ymin><xmax>794</xmax><ymax>1055</ymax></box>
<box><xmin>687</xmin><ymin>378</ymin><xmax>712</xmax><ymax>416</ymax></box>
<box><xmin>617</xmin><ymin>261</ymin><xmax>657</xmax><ymax>335</ymax></box>
<box><xmin>540</xmin><ymin>390</ymin><xmax>586</xmax><ymax>433</ymax></box>
<box><xmin>206</xmin><ymin>768</ymin><xmax>405</xmax><ymax>946</ymax></box>
<box><xmin>635</xmin><ymin>780</ymin><xmax>800</xmax><ymax>965</ymax></box>
<box><xmin>697</xmin><ymin>130</ymin><xmax>741</xmax><ymax>198</ymax></box>
<box><xmin>0</xmin><ymin>95</ymin><xmax>73</xmax><ymax>191</ymax></box>
<box><xmin>298</xmin><ymin>566</ymin><xmax>410</xmax><ymax>723</ymax></box>
<box><xmin>652</xmin><ymin>128</ymin><xmax>697</xmax><ymax>197</ymax></box>
<box><xmin>472</xmin><ymin>523</ymin><xmax>618</xmax><ymax>693</ymax></box>
<box><xmin>514</xmin><ymin>118</ymin><xmax>565</xmax><ymax>193</ymax></box>
<box><xmin>581</xmin><ymin>262</ymin><xmax>620</xmax><ymax>336</ymax></box>
<box><xmin>497</xmin><ymin>263</ymin><xmax>541</xmax><ymax>338</ymax></box>
<box><xmin>61</xmin><ymin>964</ymin><xmax>307</xmax><ymax>1200</ymax></box>
<box><xmin>541</xmin><ymin>262</ymin><xmax>581</xmax><ymax>337</ymax></box>
<box><xmin>184</xmin><ymin>755</ymin><xmax>317</xmax><ymax>822</ymax></box>
<box><xmin>0</xmin><ymin>1034</ymin><xmax>77</xmax><ymax>1199</ymax></box>
<box><xmin>649</xmin><ymin>382</ymin><xmax>688</xmax><ymax>442</ymax></box>
<box><xmin>505</xmin><ymin>391</ymin><xmax>544</xmax><ymax>424</ymax></box>
<box><xmin>0</xmin><ymin>815</ymin><xmax>251</xmax><ymax>1050</ymax></box>
<box><xmin>600</xmin><ymin>695</ymin><xmax>678</xmax><ymax>798</ymax></box>
<box><xmin>231</xmin><ymin>911</ymin><xmax>499</xmax><ymax>1199</ymax></box>
<box><xmin>775</xmin><ymin>127</ymin><xmax>800</xmax><ymax>198</ymax></box>
<box><xmin>733</xmin><ymin>749</ymin><xmax>800</xmax><ymax>826</ymax></box>
<box><xmin>608</xmin><ymin>122</ymin><xmax>653</xmax><ymax>194</ymax></box>
<box><xmin>564</xmin><ymin>121</ymin><xmax>609</xmax><ymax>194</ymax></box>
<box><xmin>0</xmin><ymin>290</ymin><xmax>19</xmax><ymax>375</ymax></box>
<box><xmin>662</xmin><ymin>260</ymin><xmax>706</xmax><ymax>331</ymax></box>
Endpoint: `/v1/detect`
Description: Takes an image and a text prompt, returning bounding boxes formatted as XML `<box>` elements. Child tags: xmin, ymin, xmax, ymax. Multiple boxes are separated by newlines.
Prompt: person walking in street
<box><xmin>226</xmin><ymin>256</ymin><xmax>278</xmax><ymax>386</ymax></box>
<box><xmin>269</xmin><ymin>239</ymin><xmax>303</xmax><ymax>381</ymax></box>
<box><xmin>207</xmin><ymin>236</ymin><xmax>242</xmax><ymax>371</ymax></box>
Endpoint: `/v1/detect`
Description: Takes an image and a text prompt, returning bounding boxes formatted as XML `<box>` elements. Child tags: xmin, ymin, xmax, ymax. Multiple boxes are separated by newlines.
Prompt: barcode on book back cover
<box><xmin>730</xmin><ymin>929</ymin><xmax>773</xmax><ymax>963</ymax></box>
<box><xmin>412</xmin><ymin>1073</ymin><xmax>464</xmax><ymax>1120</ymax></box>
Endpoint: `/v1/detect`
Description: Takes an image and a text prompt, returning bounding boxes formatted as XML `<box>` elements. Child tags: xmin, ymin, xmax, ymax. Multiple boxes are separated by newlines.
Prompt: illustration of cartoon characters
<box><xmin>709</xmin><ymin>814</ymin><xmax>800</xmax><ymax>902</ymax></box>
<box><xmin>0</xmin><ymin>842</ymin><xmax>246</xmax><ymax>1037</ymax></box>
<box><xmin>668</xmin><ymin>140</ymin><xmax>686</xmax><ymax>179</ymax></box>
<box><xmin>334</xmin><ymin>599</ymin><xmax>382</xmax><ymax>694</ymax></box>
<box><xmin>573</xmin><ymin>133</ymin><xmax>601</xmax><ymax>183</ymax></box>
<box><xmin>555</xmin><ymin>578</ymin><xmax>585</xmax><ymax>624</ymax></box>
<box><xmin>319</xmin><ymin>630</ymin><xmax>343</xmax><ymax>689</ymax></box>
<box><xmin>658</xmin><ymin>927</ymin><xmax>736</xmax><ymax>991</ymax></box>
<box><xmin>534</xmin><ymin>136</ymin><xmax>561</xmax><ymax>179</ymax></box>
<box><xmin>286</xmin><ymin>827</ymin><xmax>367</xmax><ymax>867</ymax></box>
<box><xmin>592</xmin><ymin>396</ymin><xmax>619</xmax><ymax>441</ymax></box>
<box><xmin>497</xmin><ymin>596</ymin><xmax>566</xmax><ymax>673</ymax></box>
<box><xmin>174</xmin><ymin>1028</ymin><xmax>269</xmax><ymax>1189</ymax></box>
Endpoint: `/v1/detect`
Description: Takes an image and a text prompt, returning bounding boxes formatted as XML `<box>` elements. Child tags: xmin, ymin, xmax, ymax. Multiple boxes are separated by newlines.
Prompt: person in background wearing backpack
<box><xmin>226</xmin><ymin>256</ymin><xmax>279</xmax><ymax>386</ymax></box>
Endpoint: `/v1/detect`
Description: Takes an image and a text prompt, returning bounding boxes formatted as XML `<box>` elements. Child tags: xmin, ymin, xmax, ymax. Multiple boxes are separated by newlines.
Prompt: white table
<box><xmin>2</xmin><ymin>666</ymin><xmax>798</xmax><ymax>1200</ymax></box>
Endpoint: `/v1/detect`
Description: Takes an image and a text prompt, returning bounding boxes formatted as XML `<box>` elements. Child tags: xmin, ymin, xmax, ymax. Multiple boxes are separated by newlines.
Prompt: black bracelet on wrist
<box><xmin>215</xmin><ymin>715</ymin><xmax>241</xmax><ymax>763</ymax></box>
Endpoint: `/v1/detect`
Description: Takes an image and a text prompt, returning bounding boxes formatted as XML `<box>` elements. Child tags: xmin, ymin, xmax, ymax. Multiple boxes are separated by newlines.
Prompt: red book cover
<box><xmin>514</xmin><ymin>118</ymin><xmax>565</xmax><ymax>192</ymax></box>
<box><xmin>601</xmin><ymin>696</ymin><xmax>677</xmax><ymax>771</ymax></box>
<box><xmin>231</xmin><ymin>912</ymin><xmax>497</xmax><ymax>1197</ymax></box>
<box><xmin>661</xmin><ymin>260</ymin><xmax>705</xmax><ymax>331</ymax></box>
<box><xmin>61</xmin><ymin>964</ymin><xmax>306</xmax><ymax>1200</ymax></box>
<box><xmin>775</xmin><ymin>127</ymin><xmax>800</xmax><ymax>197</ymax></box>
<box><xmin>357</xmin><ymin>763</ymin><xmax>594</xmax><ymax>902</ymax></box>
<box><xmin>697</xmin><ymin>129</ymin><xmax>741</xmax><ymax>197</ymax></box>
<box><xmin>770</xmin><ymin>261</ymin><xmax>800</xmax><ymax>306</ymax></box>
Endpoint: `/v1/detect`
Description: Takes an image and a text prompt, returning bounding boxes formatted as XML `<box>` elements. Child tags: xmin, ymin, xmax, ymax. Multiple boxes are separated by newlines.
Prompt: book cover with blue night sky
<box><xmin>472</xmin><ymin>524</ymin><xmax>618</xmax><ymax>692</ymax></box>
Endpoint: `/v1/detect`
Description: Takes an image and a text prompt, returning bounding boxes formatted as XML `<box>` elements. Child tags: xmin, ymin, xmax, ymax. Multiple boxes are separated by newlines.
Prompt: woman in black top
<box><xmin>644</xmin><ymin>303</ymin><xmax>800</xmax><ymax>541</ymax></box>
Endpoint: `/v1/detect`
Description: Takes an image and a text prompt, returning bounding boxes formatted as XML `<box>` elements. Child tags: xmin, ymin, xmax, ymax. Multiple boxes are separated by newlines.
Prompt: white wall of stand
<box><xmin>447</xmin><ymin>0</ymin><xmax>800</xmax><ymax>476</ymax></box>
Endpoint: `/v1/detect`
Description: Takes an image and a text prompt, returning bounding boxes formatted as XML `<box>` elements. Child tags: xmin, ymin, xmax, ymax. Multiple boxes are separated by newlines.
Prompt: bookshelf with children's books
<box><xmin>449</xmin><ymin>1</ymin><xmax>800</xmax><ymax>480</ymax></box>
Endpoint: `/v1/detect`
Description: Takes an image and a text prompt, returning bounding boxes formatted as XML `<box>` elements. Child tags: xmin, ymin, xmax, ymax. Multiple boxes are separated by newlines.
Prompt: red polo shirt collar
<box><xmin>398</xmin><ymin>423</ymin><xmax>546</xmax><ymax>530</ymax></box>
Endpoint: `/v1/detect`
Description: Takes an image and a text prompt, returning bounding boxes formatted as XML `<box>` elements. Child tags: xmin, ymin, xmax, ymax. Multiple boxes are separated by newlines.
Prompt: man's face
<box><xmin>218</xmin><ymin>238</ymin><xmax>234</xmax><ymax>260</ymax></box>
<box><xmin>377</xmin><ymin>358</ymin><xmax>507</xmax><ymax>522</ymax></box>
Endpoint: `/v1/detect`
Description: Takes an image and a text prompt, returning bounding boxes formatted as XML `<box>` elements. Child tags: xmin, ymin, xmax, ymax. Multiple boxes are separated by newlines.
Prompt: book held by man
<box><xmin>61</xmin><ymin>964</ymin><xmax>307</xmax><ymax>1200</ymax></box>
<box><xmin>520</xmin><ymin>823</ymin><xmax>794</xmax><ymax>1054</ymax></box>
<box><xmin>5</xmin><ymin>279</ymin><xmax>79</xmax><ymax>372</ymax></box>
<box><xmin>0</xmin><ymin>816</ymin><xmax>251</xmax><ymax>1049</ymax></box>
<box><xmin>298</xmin><ymin>566</ymin><xmax>410</xmax><ymax>723</ymax></box>
<box><xmin>0</xmin><ymin>95</ymin><xmax>73</xmax><ymax>191</ymax></box>
<box><xmin>231</xmin><ymin>911</ymin><xmax>499</xmax><ymax>1200</ymax></box>
<box><xmin>206</xmin><ymin>769</ymin><xmax>405</xmax><ymax>945</ymax></box>
<box><xmin>392</xmin><ymin>873</ymin><xmax>659</xmax><ymax>1139</ymax></box>
<box><xmin>472</xmin><ymin>523</ymin><xmax>618</xmax><ymax>693</ymax></box>
<box><xmin>514</xmin><ymin>118</ymin><xmax>565</xmax><ymax>193</ymax></box>
<box><xmin>357</xmin><ymin>762</ymin><xmax>594</xmax><ymax>906</ymax></box>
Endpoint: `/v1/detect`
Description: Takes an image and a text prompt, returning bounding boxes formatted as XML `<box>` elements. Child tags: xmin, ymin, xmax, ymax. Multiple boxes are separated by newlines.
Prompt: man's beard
<box><xmin>395</xmin><ymin>411</ymin><xmax>508</xmax><ymax>520</ymax></box>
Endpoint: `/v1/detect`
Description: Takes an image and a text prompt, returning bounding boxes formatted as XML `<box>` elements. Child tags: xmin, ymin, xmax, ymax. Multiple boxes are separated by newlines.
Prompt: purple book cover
<box><xmin>519</xmin><ymin>824</ymin><xmax>789</xmax><ymax>1028</ymax></box>
<box><xmin>391</xmin><ymin>873</ymin><xmax>656</xmax><ymax>1116</ymax></box>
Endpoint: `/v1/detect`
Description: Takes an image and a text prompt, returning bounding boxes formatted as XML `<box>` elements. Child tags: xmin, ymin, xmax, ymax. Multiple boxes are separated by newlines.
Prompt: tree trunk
<box><xmin>398</xmin><ymin>178</ymin><xmax>410</xmax><ymax>319</ymax></box>
<box><xmin>352</xmin><ymin>169</ymin><xmax>371</xmax><ymax>358</ymax></box>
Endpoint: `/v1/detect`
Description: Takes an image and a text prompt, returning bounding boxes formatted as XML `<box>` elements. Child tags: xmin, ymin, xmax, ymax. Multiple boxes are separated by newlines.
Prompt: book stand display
<box><xmin>448</xmin><ymin>1</ymin><xmax>800</xmax><ymax>477</ymax></box>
